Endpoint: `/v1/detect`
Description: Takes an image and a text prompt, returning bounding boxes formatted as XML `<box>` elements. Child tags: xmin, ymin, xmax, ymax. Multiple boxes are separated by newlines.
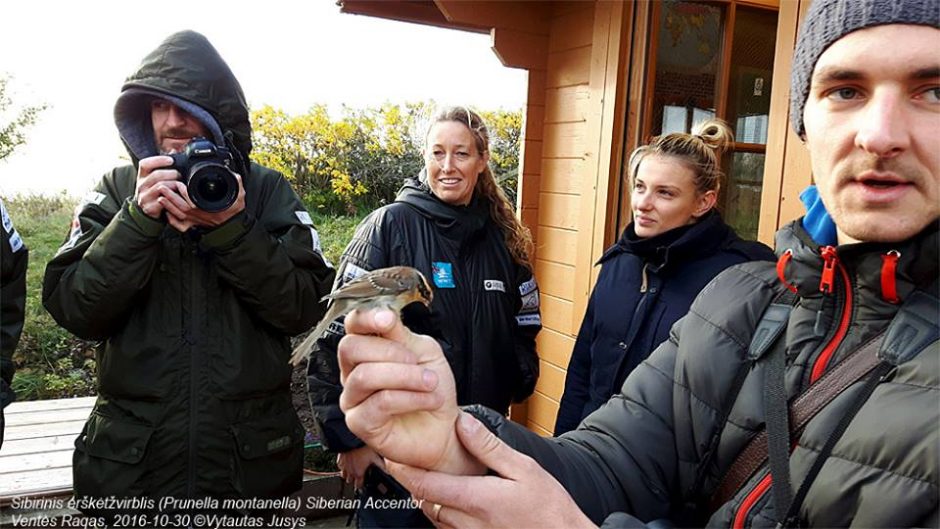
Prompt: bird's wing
<box><xmin>329</xmin><ymin>269</ymin><xmax>409</xmax><ymax>300</ymax></box>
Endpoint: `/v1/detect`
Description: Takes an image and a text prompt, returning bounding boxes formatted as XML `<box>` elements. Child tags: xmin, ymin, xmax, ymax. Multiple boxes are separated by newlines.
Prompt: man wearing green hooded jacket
<box><xmin>42</xmin><ymin>30</ymin><xmax>335</xmax><ymax>517</ymax></box>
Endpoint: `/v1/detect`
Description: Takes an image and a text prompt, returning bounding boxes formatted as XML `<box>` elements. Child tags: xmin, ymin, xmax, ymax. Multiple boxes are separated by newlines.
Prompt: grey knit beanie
<box><xmin>790</xmin><ymin>0</ymin><xmax>940</xmax><ymax>136</ymax></box>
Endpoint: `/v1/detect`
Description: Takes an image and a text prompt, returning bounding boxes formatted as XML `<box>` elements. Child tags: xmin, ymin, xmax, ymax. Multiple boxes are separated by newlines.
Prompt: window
<box><xmin>621</xmin><ymin>0</ymin><xmax>778</xmax><ymax>240</ymax></box>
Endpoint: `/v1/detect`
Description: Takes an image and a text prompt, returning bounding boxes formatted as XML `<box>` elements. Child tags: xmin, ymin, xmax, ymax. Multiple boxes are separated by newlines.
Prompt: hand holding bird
<box><xmin>289</xmin><ymin>265</ymin><xmax>434</xmax><ymax>366</ymax></box>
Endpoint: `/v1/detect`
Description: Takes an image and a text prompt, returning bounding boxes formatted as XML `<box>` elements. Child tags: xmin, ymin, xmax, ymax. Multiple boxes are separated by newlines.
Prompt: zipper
<box><xmin>455</xmin><ymin>246</ymin><xmax>474</xmax><ymax>398</ymax></box>
<box><xmin>810</xmin><ymin>249</ymin><xmax>853</xmax><ymax>383</ymax></box>
<box><xmin>187</xmin><ymin>240</ymin><xmax>200</xmax><ymax>499</ymax></box>
<box><xmin>733</xmin><ymin>472</ymin><xmax>771</xmax><ymax>529</ymax></box>
<box><xmin>818</xmin><ymin>246</ymin><xmax>838</xmax><ymax>294</ymax></box>
<box><xmin>732</xmin><ymin>246</ymin><xmax>854</xmax><ymax>527</ymax></box>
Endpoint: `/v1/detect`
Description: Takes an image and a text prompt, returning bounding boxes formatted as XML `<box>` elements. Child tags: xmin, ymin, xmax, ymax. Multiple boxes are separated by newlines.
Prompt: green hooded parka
<box><xmin>42</xmin><ymin>30</ymin><xmax>335</xmax><ymax>511</ymax></box>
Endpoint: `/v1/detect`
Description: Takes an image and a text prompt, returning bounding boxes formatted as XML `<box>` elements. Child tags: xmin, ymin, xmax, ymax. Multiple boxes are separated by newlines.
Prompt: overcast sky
<box><xmin>0</xmin><ymin>0</ymin><xmax>527</xmax><ymax>197</ymax></box>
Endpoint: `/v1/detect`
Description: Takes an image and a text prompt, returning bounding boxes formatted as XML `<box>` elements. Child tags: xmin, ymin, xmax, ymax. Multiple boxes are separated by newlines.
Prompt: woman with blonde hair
<box><xmin>555</xmin><ymin>119</ymin><xmax>775</xmax><ymax>435</ymax></box>
<box><xmin>306</xmin><ymin>106</ymin><xmax>541</xmax><ymax>527</ymax></box>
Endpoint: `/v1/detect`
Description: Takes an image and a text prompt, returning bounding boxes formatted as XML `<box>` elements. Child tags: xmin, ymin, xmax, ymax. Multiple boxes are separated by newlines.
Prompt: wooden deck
<box><xmin>0</xmin><ymin>396</ymin><xmax>360</xmax><ymax>527</ymax></box>
<box><xmin>1</xmin><ymin>396</ymin><xmax>95</xmax><ymax>505</ymax></box>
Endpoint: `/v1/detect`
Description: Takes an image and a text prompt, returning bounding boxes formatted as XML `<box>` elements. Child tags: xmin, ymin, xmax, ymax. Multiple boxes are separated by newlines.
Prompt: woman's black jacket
<box><xmin>308</xmin><ymin>178</ymin><xmax>541</xmax><ymax>452</ymax></box>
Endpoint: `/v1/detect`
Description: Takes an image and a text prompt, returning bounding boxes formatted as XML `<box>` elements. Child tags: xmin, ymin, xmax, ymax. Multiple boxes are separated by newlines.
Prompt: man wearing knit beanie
<box><xmin>325</xmin><ymin>1</ymin><xmax>940</xmax><ymax>528</ymax></box>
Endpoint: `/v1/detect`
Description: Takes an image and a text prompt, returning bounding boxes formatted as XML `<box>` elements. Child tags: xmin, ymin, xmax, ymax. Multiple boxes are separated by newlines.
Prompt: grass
<box><xmin>311</xmin><ymin>210</ymin><xmax>368</xmax><ymax>266</ymax></box>
<box><xmin>3</xmin><ymin>193</ymin><xmax>365</xmax><ymax>402</ymax></box>
<box><xmin>5</xmin><ymin>193</ymin><xmax>97</xmax><ymax>400</ymax></box>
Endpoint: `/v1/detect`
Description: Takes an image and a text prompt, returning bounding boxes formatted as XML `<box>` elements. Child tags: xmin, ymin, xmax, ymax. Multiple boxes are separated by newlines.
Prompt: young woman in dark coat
<box><xmin>554</xmin><ymin>119</ymin><xmax>775</xmax><ymax>435</ymax></box>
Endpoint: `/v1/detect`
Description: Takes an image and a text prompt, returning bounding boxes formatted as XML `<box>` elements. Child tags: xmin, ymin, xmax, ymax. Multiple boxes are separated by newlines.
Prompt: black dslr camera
<box><xmin>169</xmin><ymin>137</ymin><xmax>239</xmax><ymax>212</ymax></box>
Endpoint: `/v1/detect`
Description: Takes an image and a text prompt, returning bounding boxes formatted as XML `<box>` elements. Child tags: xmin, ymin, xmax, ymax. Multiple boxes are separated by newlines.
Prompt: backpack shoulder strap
<box><xmin>685</xmin><ymin>287</ymin><xmax>797</xmax><ymax>508</ymax></box>
<box><xmin>881</xmin><ymin>281</ymin><xmax>939</xmax><ymax>366</ymax></box>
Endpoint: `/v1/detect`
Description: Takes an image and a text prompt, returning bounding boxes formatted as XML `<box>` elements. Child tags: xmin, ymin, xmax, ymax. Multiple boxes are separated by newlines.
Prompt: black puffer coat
<box><xmin>470</xmin><ymin>219</ymin><xmax>939</xmax><ymax>528</ymax></box>
<box><xmin>308</xmin><ymin>178</ymin><xmax>541</xmax><ymax>452</ymax></box>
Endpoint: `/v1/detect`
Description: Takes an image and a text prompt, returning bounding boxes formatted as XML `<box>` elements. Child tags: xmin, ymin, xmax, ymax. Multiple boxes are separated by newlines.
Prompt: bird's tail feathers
<box><xmin>289</xmin><ymin>320</ymin><xmax>328</xmax><ymax>367</ymax></box>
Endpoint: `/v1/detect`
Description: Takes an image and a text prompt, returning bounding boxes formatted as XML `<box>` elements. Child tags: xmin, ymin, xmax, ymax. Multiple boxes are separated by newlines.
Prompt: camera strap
<box><xmin>224</xmin><ymin>131</ymin><xmax>249</xmax><ymax>177</ymax></box>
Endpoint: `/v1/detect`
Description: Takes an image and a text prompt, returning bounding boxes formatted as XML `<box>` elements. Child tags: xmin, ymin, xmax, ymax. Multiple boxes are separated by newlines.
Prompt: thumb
<box><xmin>455</xmin><ymin>412</ymin><xmax>527</xmax><ymax>481</ymax></box>
<box><xmin>344</xmin><ymin>307</ymin><xmax>409</xmax><ymax>342</ymax></box>
<box><xmin>372</xmin><ymin>308</ymin><xmax>409</xmax><ymax>342</ymax></box>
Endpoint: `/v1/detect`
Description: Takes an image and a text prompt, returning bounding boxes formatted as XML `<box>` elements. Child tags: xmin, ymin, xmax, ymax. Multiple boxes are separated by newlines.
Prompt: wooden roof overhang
<box><xmin>338</xmin><ymin>0</ymin><xmax>554</xmax><ymax>70</ymax></box>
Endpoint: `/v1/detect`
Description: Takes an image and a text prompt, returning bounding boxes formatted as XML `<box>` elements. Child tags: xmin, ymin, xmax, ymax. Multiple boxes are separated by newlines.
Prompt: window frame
<box><xmin>617</xmin><ymin>0</ymin><xmax>779</xmax><ymax>237</ymax></box>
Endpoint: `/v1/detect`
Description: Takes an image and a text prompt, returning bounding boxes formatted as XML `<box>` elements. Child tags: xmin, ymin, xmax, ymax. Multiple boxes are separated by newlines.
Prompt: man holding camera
<box><xmin>42</xmin><ymin>30</ymin><xmax>335</xmax><ymax>516</ymax></box>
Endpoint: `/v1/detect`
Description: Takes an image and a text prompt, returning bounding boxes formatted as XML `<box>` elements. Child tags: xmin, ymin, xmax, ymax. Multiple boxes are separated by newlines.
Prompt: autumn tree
<box><xmin>0</xmin><ymin>74</ymin><xmax>46</xmax><ymax>161</ymax></box>
<box><xmin>251</xmin><ymin>102</ymin><xmax>522</xmax><ymax>214</ymax></box>
<box><xmin>479</xmin><ymin>109</ymin><xmax>522</xmax><ymax>204</ymax></box>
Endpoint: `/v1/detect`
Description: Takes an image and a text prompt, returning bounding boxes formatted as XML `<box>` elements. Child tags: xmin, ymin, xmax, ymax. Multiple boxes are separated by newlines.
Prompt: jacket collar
<box><xmin>599</xmin><ymin>210</ymin><xmax>732</xmax><ymax>272</ymax></box>
<box><xmin>395</xmin><ymin>177</ymin><xmax>489</xmax><ymax>241</ymax></box>
<box><xmin>774</xmin><ymin>218</ymin><xmax>939</xmax><ymax>304</ymax></box>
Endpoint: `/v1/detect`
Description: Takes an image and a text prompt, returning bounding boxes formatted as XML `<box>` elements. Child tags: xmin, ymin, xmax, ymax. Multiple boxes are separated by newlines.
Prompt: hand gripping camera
<box><xmin>169</xmin><ymin>137</ymin><xmax>239</xmax><ymax>212</ymax></box>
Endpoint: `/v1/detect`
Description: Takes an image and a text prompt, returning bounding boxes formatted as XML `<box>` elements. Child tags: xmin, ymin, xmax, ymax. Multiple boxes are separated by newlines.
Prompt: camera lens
<box><xmin>187</xmin><ymin>162</ymin><xmax>238</xmax><ymax>212</ymax></box>
<box><xmin>198</xmin><ymin>175</ymin><xmax>226</xmax><ymax>202</ymax></box>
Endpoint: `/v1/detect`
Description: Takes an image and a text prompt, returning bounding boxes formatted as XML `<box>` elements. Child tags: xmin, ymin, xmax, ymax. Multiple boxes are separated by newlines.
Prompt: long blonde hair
<box><xmin>628</xmin><ymin>118</ymin><xmax>734</xmax><ymax>195</ymax></box>
<box><xmin>427</xmin><ymin>106</ymin><xmax>533</xmax><ymax>268</ymax></box>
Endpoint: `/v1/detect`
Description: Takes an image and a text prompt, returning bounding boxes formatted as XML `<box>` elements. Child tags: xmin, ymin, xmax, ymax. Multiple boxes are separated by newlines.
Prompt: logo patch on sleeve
<box><xmin>1</xmin><ymin>200</ymin><xmax>13</xmax><ymax>232</ymax></box>
<box><xmin>9</xmin><ymin>232</ymin><xmax>24</xmax><ymax>252</ymax></box>
<box><xmin>57</xmin><ymin>211</ymin><xmax>84</xmax><ymax>255</ymax></box>
<box><xmin>295</xmin><ymin>211</ymin><xmax>314</xmax><ymax>226</ymax></box>
<box><xmin>516</xmin><ymin>314</ymin><xmax>542</xmax><ymax>326</ymax></box>
<box><xmin>0</xmin><ymin>200</ymin><xmax>24</xmax><ymax>253</ymax></box>
<box><xmin>519</xmin><ymin>277</ymin><xmax>538</xmax><ymax>296</ymax></box>
<box><xmin>342</xmin><ymin>262</ymin><xmax>370</xmax><ymax>283</ymax></box>
<box><xmin>432</xmin><ymin>262</ymin><xmax>455</xmax><ymax>288</ymax></box>
<box><xmin>309</xmin><ymin>227</ymin><xmax>332</xmax><ymax>267</ymax></box>
<box><xmin>520</xmin><ymin>290</ymin><xmax>540</xmax><ymax>312</ymax></box>
<box><xmin>326</xmin><ymin>320</ymin><xmax>346</xmax><ymax>336</ymax></box>
<box><xmin>81</xmin><ymin>191</ymin><xmax>106</xmax><ymax>207</ymax></box>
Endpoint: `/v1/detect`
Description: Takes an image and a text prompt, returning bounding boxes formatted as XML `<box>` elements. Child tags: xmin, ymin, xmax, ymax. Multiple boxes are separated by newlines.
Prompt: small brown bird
<box><xmin>289</xmin><ymin>266</ymin><xmax>434</xmax><ymax>366</ymax></box>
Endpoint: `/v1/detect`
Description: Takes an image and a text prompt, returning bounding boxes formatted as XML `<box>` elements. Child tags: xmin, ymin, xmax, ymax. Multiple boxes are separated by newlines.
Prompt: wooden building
<box><xmin>340</xmin><ymin>0</ymin><xmax>816</xmax><ymax>435</ymax></box>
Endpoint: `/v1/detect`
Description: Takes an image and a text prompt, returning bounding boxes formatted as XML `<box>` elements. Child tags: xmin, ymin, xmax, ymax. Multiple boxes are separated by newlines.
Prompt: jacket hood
<box><xmin>113</xmin><ymin>30</ymin><xmax>252</xmax><ymax>165</ymax></box>
<box><xmin>601</xmin><ymin>210</ymin><xmax>771</xmax><ymax>272</ymax></box>
<box><xmin>395</xmin><ymin>177</ymin><xmax>489</xmax><ymax>241</ymax></box>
